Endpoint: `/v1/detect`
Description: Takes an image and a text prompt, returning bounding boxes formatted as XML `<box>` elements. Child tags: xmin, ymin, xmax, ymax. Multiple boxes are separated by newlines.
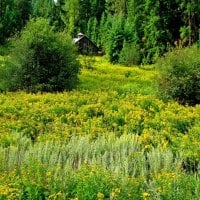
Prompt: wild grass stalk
<box><xmin>0</xmin><ymin>134</ymin><xmax>187</xmax><ymax>178</ymax></box>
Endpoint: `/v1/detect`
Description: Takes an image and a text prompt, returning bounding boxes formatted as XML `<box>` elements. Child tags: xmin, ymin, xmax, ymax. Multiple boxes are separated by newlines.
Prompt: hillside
<box><xmin>0</xmin><ymin>57</ymin><xmax>200</xmax><ymax>199</ymax></box>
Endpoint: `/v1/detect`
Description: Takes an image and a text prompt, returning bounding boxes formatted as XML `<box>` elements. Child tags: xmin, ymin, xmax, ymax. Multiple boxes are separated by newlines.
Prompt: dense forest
<box><xmin>1</xmin><ymin>0</ymin><xmax>200</xmax><ymax>63</ymax></box>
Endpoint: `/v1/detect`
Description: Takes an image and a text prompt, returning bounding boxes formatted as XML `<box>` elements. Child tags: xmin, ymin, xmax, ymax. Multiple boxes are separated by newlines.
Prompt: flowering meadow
<box><xmin>0</xmin><ymin>56</ymin><xmax>200</xmax><ymax>199</ymax></box>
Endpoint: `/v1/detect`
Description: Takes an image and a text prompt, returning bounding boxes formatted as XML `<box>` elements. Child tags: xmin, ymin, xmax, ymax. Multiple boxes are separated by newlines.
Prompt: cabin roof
<box><xmin>73</xmin><ymin>33</ymin><xmax>99</xmax><ymax>54</ymax></box>
<box><xmin>73</xmin><ymin>32</ymin><xmax>85</xmax><ymax>43</ymax></box>
<box><xmin>73</xmin><ymin>33</ymin><xmax>98</xmax><ymax>48</ymax></box>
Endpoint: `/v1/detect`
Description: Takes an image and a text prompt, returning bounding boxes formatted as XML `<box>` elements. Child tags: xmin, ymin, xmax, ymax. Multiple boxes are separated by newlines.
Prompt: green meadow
<box><xmin>0</xmin><ymin>56</ymin><xmax>200</xmax><ymax>200</ymax></box>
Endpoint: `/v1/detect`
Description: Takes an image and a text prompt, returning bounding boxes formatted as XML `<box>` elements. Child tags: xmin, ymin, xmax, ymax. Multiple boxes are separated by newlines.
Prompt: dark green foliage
<box><xmin>0</xmin><ymin>0</ymin><xmax>31</xmax><ymax>44</ymax></box>
<box><xmin>179</xmin><ymin>0</ymin><xmax>200</xmax><ymax>46</ymax></box>
<box><xmin>0</xmin><ymin>0</ymin><xmax>16</xmax><ymax>44</ymax></box>
<box><xmin>15</xmin><ymin>0</ymin><xmax>32</xmax><ymax>28</ymax></box>
<box><xmin>0</xmin><ymin>57</ymin><xmax>21</xmax><ymax>92</ymax></box>
<box><xmin>90</xmin><ymin>0</ymin><xmax>106</xmax><ymax>22</ymax></box>
<box><xmin>2</xmin><ymin>18</ymin><xmax>80</xmax><ymax>92</ymax></box>
<box><xmin>157</xmin><ymin>45</ymin><xmax>200</xmax><ymax>105</ymax></box>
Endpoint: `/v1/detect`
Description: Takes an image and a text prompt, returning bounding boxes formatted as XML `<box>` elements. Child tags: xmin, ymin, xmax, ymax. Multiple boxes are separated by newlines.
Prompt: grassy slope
<box><xmin>0</xmin><ymin>56</ymin><xmax>200</xmax><ymax>199</ymax></box>
<box><xmin>78</xmin><ymin>56</ymin><xmax>157</xmax><ymax>95</ymax></box>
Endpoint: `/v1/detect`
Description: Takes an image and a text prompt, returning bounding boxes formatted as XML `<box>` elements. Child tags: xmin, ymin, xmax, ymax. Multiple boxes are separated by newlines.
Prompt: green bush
<box><xmin>119</xmin><ymin>42</ymin><xmax>140</xmax><ymax>66</ymax></box>
<box><xmin>3</xmin><ymin>18</ymin><xmax>80</xmax><ymax>92</ymax></box>
<box><xmin>157</xmin><ymin>46</ymin><xmax>200</xmax><ymax>105</ymax></box>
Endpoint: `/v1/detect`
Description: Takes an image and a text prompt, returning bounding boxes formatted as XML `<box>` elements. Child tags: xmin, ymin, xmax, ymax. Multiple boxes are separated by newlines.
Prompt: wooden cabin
<box><xmin>73</xmin><ymin>33</ymin><xmax>99</xmax><ymax>55</ymax></box>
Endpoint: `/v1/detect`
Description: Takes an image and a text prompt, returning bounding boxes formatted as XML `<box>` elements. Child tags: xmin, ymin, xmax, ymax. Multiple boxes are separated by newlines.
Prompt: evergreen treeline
<box><xmin>1</xmin><ymin>0</ymin><xmax>200</xmax><ymax>63</ymax></box>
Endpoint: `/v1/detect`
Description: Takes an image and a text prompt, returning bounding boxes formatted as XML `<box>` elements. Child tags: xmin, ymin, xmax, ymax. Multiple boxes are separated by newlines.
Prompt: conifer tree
<box><xmin>62</xmin><ymin>0</ymin><xmax>80</xmax><ymax>36</ymax></box>
<box><xmin>106</xmin><ymin>13</ymin><xmax>125</xmax><ymax>63</ymax></box>
<box><xmin>179</xmin><ymin>0</ymin><xmax>200</xmax><ymax>46</ymax></box>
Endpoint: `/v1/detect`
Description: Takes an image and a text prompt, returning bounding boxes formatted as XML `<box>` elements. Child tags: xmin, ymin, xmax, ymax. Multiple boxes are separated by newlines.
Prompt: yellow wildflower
<box><xmin>142</xmin><ymin>192</ymin><xmax>151</xmax><ymax>200</ymax></box>
<box><xmin>97</xmin><ymin>192</ymin><xmax>104</xmax><ymax>200</ymax></box>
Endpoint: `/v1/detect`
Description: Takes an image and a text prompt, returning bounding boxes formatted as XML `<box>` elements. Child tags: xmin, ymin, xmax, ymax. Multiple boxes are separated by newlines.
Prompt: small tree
<box><xmin>119</xmin><ymin>41</ymin><xmax>140</xmax><ymax>66</ymax></box>
<box><xmin>157</xmin><ymin>45</ymin><xmax>200</xmax><ymax>105</ymax></box>
<box><xmin>106</xmin><ymin>13</ymin><xmax>125</xmax><ymax>63</ymax></box>
<box><xmin>4</xmin><ymin>18</ymin><xmax>80</xmax><ymax>92</ymax></box>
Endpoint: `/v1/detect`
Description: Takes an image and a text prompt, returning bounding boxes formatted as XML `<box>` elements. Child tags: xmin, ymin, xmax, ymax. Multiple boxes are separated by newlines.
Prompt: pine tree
<box><xmin>106</xmin><ymin>13</ymin><xmax>125</xmax><ymax>63</ymax></box>
<box><xmin>179</xmin><ymin>0</ymin><xmax>200</xmax><ymax>46</ymax></box>
<box><xmin>87</xmin><ymin>17</ymin><xmax>98</xmax><ymax>44</ymax></box>
<box><xmin>62</xmin><ymin>0</ymin><xmax>80</xmax><ymax>36</ymax></box>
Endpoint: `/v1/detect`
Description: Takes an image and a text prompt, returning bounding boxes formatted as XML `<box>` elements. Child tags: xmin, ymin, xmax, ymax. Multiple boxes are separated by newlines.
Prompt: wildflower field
<box><xmin>0</xmin><ymin>56</ymin><xmax>200</xmax><ymax>199</ymax></box>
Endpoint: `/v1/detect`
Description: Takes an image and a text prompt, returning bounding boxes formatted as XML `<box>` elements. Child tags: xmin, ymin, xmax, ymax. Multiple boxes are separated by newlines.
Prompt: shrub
<box><xmin>119</xmin><ymin>42</ymin><xmax>140</xmax><ymax>66</ymax></box>
<box><xmin>4</xmin><ymin>18</ymin><xmax>80</xmax><ymax>92</ymax></box>
<box><xmin>157</xmin><ymin>46</ymin><xmax>200</xmax><ymax>105</ymax></box>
